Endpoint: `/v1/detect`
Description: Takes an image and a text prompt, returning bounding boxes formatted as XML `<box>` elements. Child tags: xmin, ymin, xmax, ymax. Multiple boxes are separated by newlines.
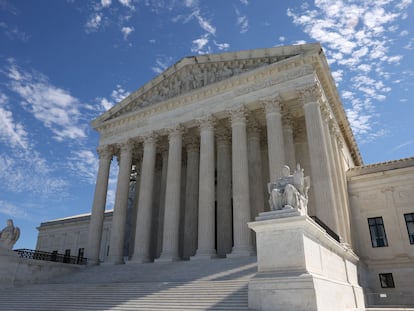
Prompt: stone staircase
<box><xmin>0</xmin><ymin>256</ymin><xmax>257</xmax><ymax>311</ymax></box>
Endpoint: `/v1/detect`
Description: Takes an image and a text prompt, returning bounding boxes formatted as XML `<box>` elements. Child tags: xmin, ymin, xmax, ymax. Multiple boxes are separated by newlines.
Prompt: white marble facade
<box><xmin>35</xmin><ymin>43</ymin><xmax>414</xmax><ymax>307</ymax></box>
<box><xmin>85</xmin><ymin>43</ymin><xmax>360</xmax><ymax>265</ymax></box>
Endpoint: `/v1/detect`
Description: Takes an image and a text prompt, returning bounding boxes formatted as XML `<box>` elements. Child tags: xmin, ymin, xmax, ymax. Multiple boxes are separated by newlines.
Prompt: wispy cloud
<box><xmin>0</xmin><ymin>200</ymin><xmax>29</xmax><ymax>219</ymax></box>
<box><xmin>0</xmin><ymin>93</ymin><xmax>29</xmax><ymax>149</ymax></box>
<box><xmin>287</xmin><ymin>0</ymin><xmax>413</xmax><ymax>141</ymax></box>
<box><xmin>97</xmin><ymin>84</ymin><xmax>130</xmax><ymax>111</ymax></box>
<box><xmin>121</xmin><ymin>26</ymin><xmax>134</xmax><ymax>40</ymax></box>
<box><xmin>6</xmin><ymin>61</ymin><xmax>87</xmax><ymax>142</ymax></box>
<box><xmin>85</xmin><ymin>13</ymin><xmax>103</xmax><ymax>33</ymax></box>
<box><xmin>67</xmin><ymin>149</ymin><xmax>99</xmax><ymax>184</ymax></box>
<box><xmin>0</xmin><ymin>22</ymin><xmax>29</xmax><ymax>42</ymax></box>
<box><xmin>151</xmin><ymin>55</ymin><xmax>173</xmax><ymax>74</ymax></box>
<box><xmin>391</xmin><ymin>140</ymin><xmax>414</xmax><ymax>153</ymax></box>
<box><xmin>235</xmin><ymin>8</ymin><xmax>249</xmax><ymax>34</ymax></box>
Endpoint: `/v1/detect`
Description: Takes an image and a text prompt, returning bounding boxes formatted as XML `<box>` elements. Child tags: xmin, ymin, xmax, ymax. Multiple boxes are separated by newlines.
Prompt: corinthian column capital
<box><xmin>228</xmin><ymin>106</ymin><xmax>248</xmax><ymax>124</ymax></box>
<box><xmin>196</xmin><ymin>115</ymin><xmax>216</xmax><ymax>131</ymax></box>
<box><xmin>97</xmin><ymin>145</ymin><xmax>113</xmax><ymax>160</ymax></box>
<box><xmin>143</xmin><ymin>132</ymin><xmax>158</xmax><ymax>146</ymax></box>
<box><xmin>261</xmin><ymin>96</ymin><xmax>282</xmax><ymax>115</ymax></box>
<box><xmin>297</xmin><ymin>84</ymin><xmax>322</xmax><ymax>105</ymax></box>
<box><xmin>167</xmin><ymin>124</ymin><xmax>186</xmax><ymax>139</ymax></box>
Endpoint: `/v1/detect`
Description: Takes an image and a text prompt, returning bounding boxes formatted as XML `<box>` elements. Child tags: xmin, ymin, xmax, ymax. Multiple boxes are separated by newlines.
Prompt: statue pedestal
<box><xmin>248</xmin><ymin>209</ymin><xmax>365</xmax><ymax>311</ymax></box>
<box><xmin>0</xmin><ymin>248</ymin><xmax>19</xmax><ymax>289</ymax></box>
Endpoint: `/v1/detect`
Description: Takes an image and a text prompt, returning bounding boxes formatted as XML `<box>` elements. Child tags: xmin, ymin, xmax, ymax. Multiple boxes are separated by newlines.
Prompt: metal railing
<box><xmin>309</xmin><ymin>216</ymin><xmax>341</xmax><ymax>242</ymax></box>
<box><xmin>14</xmin><ymin>249</ymin><xmax>87</xmax><ymax>265</ymax></box>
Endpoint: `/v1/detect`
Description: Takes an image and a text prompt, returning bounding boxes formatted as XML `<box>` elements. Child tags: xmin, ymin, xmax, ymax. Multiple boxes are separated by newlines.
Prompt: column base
<box><xmin>191</xmin><ymin>250</ymin><xmax>217</xmax><ymax>260</ymax></box>
<box><xmin>102</xmin><ymin>256</ymin><xmax>125</xmax><ymax>265</ymax></box>
<box><xmin>154</xmin><ymin>253</ymin><xmax>180</xmax><ymax>263</ymax></box>
<box><xmin>227</xmin><ymin>246</ymin><xmax>255</xmax><ymax>258</ymax></box>
<box><xmin>127</xmin><ymin>256</ymin><xmax>151</xmax><ymax>264</ymax></box>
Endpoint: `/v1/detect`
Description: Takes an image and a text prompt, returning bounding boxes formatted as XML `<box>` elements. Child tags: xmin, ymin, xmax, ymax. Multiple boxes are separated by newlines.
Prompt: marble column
<box><xmin>330</xmin><ymin>121</ymin><xmax>352</xmax><ymax>245</ymax></box>
<box><xmin>130</xmin><ymin>134</ymin><xmax>157</xmax><ymax>262</ymax></box>
<box><xmin>229</xmin><ymin>107</ymin><xmax>254</xmax><ymax>257</ymax></box>
<box><xmin>283</xmin><ymin>114</ymin><xmax>296</xmax><ymax>170</ymax></box>
<box><xmin>193</xmin><ymin>116</ymin><xmax>216</xmax><ymax>259</ymax></box>
<box><xmin>157</xmin><ymin>126</ymin><xmax>184</xmax><ymax>262</ymax></box>
<box><xmin>263</xmin><ymin>97</ymin><xmax>285</xmax><ymax>182</ymax></box>
<box><xmin>87</xmin><ymin>145</ymin><xmax>112</xmax><ymax>265</ymax></box>
<box><xmin>155</xmin><ymin>144</ymin><xmax>168</xmax><ymax>258</ymax></box>
<box><xmin>128</xmin><ymin>160</ymin><xmax>141</xmax><ymax>259</ymax></box>
<box><xmin>247</xmin><ymin>118</ymin><xmax>265</xmax><ymax>218</ymax></box>
<box><xmin>183</xmin><ymin>137</ymin><xmax>200</xmax><ymax>259</ymax></box>
<box><xmin>107</xmin><ymin>141</ymin><xmax>134</xmax><ymax>264</ymax></box>
<box><xmin>216</xmin><ymin>126</ymin><xmax>233</xmax><ymax>257</ymax></box>
<box><xmin>300</xmin><ymin>85</ymin><xmax>340</xmax><ymax>236</ymax></box>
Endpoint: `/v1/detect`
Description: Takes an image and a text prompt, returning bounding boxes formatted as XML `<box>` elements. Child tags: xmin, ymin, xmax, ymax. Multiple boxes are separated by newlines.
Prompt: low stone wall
<box><xmin>0</xmin><ymin>249</ymin><xmax>83</xmax><ymax>288</ymax></box>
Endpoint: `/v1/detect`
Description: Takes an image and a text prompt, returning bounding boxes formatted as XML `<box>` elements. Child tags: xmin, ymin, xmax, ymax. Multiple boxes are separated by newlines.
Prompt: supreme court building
<box><xmin>36</xmin><ymin>44</ymin><xmax>414</xmax><ymax>306</ymax></box>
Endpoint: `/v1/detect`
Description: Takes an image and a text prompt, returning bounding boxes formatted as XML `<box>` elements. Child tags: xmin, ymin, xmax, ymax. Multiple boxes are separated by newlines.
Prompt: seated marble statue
<box><xmin>268</xmin><ymin>164</ymin><xmax>310</xmax><ymax>212</ymax></box>
<box><xmin>0</xmin><ymin>219</ymin><xmax>20</xmax><ymax>250</ymax></box>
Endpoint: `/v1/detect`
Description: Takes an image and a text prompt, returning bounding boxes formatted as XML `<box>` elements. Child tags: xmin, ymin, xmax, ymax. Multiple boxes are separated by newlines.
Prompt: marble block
<box><xmin>247</xmin><ymin>211</ymin><xmax>365</xmax><ymax>311</ymax></box>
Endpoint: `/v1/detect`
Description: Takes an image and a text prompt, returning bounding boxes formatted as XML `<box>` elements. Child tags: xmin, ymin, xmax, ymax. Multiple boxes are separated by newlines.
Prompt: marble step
<box><xmin>0</xmin><ymin>280</ymin><xmax>250</xmax><ymax>311</ymax></box>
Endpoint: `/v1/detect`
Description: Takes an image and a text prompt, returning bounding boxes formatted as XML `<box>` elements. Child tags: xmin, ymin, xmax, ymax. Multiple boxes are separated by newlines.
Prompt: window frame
<box><xmin>368</xmin><ymin>217</ymin><xmax>389</xmax><ymax>248</ymax></box>
<box><xmin>379</xmin><ymin>273</ymin><xmax>395</xmax><ymax>288</ymax></box>
<box><xmin>404</xmin><ymin>213</ymin><xmax>414</xmax><ymax>245</ymax></box>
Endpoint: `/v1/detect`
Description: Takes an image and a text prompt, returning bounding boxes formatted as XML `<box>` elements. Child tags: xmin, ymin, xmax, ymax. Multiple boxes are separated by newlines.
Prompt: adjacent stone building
<box><xmin>36</xmin><ymin>44</ymin><xmax>414</xmax><ymax>306</ymax></box>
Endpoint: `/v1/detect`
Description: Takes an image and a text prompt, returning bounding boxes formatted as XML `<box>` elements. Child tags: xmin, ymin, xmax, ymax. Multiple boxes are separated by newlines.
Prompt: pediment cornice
<box><xmin>93</xmin><ymin>44</ymin><xmax>322</xmax><ymax>127</ymax></box>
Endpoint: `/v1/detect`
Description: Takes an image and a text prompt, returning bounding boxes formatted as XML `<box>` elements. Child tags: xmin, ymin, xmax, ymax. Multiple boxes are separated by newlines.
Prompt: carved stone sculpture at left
<box><xmin>0</xmin><ymin>219</ymin><xmax>20</xmax><ymax>250</ymax></box>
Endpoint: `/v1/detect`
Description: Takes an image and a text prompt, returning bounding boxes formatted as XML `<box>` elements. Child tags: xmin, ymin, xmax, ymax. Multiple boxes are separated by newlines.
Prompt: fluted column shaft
<box><xmin>283</xmin><ymin>115</ymin><xmax>296</xmax><ymax>170</ymax></box>
<box><xmin>183</xmin><ymin>138</ymin><xmax>200</xmax><ymax>259</ymax></box>
<box><xmin>131</xmin><ymin>134</ymin><xmax>157</xmax><ymax>262</ymax></box>
<box><xmin>157</xmin><ymin>126</ymin><xmax>184</xmax><ymax>261</ymax></box>
<box><xmin>193</xmin><ymin>117</ymin><xmax>216</xmax><ymax>259</ymax></box>
<box><xmin>301</xmin><ymin>85</ymin><xmax>340</xmax><ymax>235</ymax></box>
<box><xmin>87</xmin><ymin>146</ymin><xmax>112</xmax><ymax>265</ymax></box>
<box><xmin>216</xmin><ymin>127</ymin><xmax>232</xmax><ymax>257</ymax></box>
<box><xmin>264</xmin><ymin>98</ymin><xmax>285</xmax><ymax>182</ymax></box>
<box><xmin>229</xmin><ymin>108</ymin><xmax>253</xmax><ymax>256</ymax></box>
<box><xmin>107</xmin><ymin>142</ymin><xmax>133</xmax><ymax>264</ymax></box>
<box><xmin>156</xmin><ymin>147</ymin><xmax>168</xmax><ymax>258</ymax></box>
<box><xmin>247</xmin><ymin>121</ymin><xmax>265</xmax><ymax>218</ymax></box>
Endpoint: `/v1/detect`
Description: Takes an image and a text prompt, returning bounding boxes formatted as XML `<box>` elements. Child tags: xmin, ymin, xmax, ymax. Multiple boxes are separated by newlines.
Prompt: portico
<box><xmin>86</xmin><ymin>44</ymin><xmax>361</xmax><ymax>265</ymax></box>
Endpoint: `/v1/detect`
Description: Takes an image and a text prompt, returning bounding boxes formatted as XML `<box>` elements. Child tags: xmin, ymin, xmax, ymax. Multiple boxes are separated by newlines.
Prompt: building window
<box><xmin>368</xmin><ymin>217</ymin><xmax>388</xmax><ymax>248</ymax></box>
<box><xmin>379</xmin><ymin>273</ymin><xmax>395</xmax><ymax>288</ymax></box>
<box><xmin>404</xmin><ymin>213</ymin><xmax>414</xmax><ymax>244</ymax></box>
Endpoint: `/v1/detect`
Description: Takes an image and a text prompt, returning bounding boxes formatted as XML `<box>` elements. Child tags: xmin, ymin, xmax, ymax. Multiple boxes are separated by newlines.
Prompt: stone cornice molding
<box><xmin>94</xmin><ymin>61</ymin><xmax>314</xmax><ymax>134</ymax></box>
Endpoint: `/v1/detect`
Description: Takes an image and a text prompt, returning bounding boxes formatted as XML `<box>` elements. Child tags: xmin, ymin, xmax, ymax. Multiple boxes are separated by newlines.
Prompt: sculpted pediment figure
<box><xmin>0</xmin><ymin>219</ymin><xmax>20</xmax><ymax>250</ymax></box>
<box><xmin>94</xmin><ymin>44</ymin><xmax>324</xmax><ymax>126</ymax></box>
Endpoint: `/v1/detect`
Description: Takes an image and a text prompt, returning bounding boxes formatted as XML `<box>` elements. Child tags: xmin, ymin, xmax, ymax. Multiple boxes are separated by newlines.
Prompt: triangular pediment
<box><xmin>93</xmin><ymin>43</ymin><xmax>321</xmax><ymax>127</ymax></box>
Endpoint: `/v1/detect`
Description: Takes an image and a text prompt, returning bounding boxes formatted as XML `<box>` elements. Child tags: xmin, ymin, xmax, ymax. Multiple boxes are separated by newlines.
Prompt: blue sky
<box><xmin>1</xmin><ymin>0</ymin><xmax>413</xmax><ymax>249</ymax></box>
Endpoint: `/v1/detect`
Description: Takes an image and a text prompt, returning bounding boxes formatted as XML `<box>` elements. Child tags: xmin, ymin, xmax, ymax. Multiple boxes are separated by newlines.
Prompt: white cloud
<box><xmin>97</xmin><ymin>85</ymin><xmax>130</xmax><ymax>111</ymax></box>
<box><xmin>121</xmin><ymin>26</ymin><xmax>134</xmax><ymax>40</ymax></box>
<box><xmin>240</xmin><ymin>0</ymin><xmax>249</xmax><ymax>4</ymax></box>
<box><xmin>235</xmin><ymin>8</ymin><xmax>249</xmax><ymax>34</ymax></box>
<box><xmin>7</xmin><ymin>62</ymin><xmax>87</xmax><ymax>142</ymax></box>
<box><xmin>0</xmin><ymin>201</ymin><xmax>29</xmax><ymax>219</ymax></box>
<box><xmin>279</xmin><ymin>36</ymin><xmax>286</xmax><ymax>42</ymax></box>
<box><xmin>287</xmin><ymin>0</ymin><xmax>412</xmax><ymax>139</ymax></box>
<box><xmin>191</xmin><ymin>34</ymin><xmax>211</xmax><ymax>54</ymax></box>
<box><xmin>151</xmin><ymin>56</ymin><xmax>173</xmax><ymax>74</ymax></box>
<box><xmin>67</xmin><ymin>150</ymin><xmax>99</xmax><ymax>184</ymax></box>
<box><xmin>214</xmin><ymin>41</ymin><xmax>230</xmax><ymax>51</ymax></box>
<box><xmin>85</xmin><ymin>13</ymin><xmax>102</xmax><ymax>33</ymax></box>
<box><xmin>118</xmin><ymin>0</ymin><xmax>135</xmax><ymax>10</ymax></box>
<box><xmin>0</xmin><ymin>93</ymin><xmax>29</xmax><ymax>149</ymax></box>
<box><xmin>101</xmin><ymin>0</ymin><xmax>112</xmax><ymax>7</ymax></box>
